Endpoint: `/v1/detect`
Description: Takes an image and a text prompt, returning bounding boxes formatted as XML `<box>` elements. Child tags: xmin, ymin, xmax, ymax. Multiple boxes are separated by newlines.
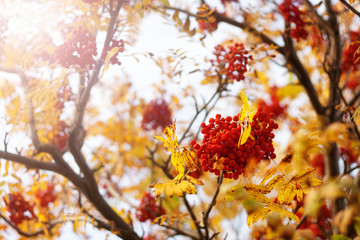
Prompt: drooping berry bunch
<box><xmin>54</xmin><ymin>27</ymin><xmax>97</xmax><ymax>69</ymax></box>
<box><xmin>135</xmin><ymin>193</ymin><xmax>166</xmax><ymax>222</ymax></box>
<box><xmin>35</xmin><ymin>183</ymin><xmax>57</xmax><ymax>208</ymax></box>
<box><xmin>0</xmin><ymin>16</ymin><xmax>8</xmax><ymax>42</ymax></box>
<box><xmin>191</xmin><ymin>107</ymin><xmax>278</xmax><ymax>180</ymax></box>
<box><xmin>196</xmin><ymin>4</ymin><xmax>218</xmax><ymax>33</ymax></box>
<box><xmin>211</xmin><ymin>43</ymin><xmax>252</xmax><ymax>82</ymax></box>
<box><xmin>4</xmin><ymin>192</ymin><xmax>36</xmax><ymax>226</ymax></box>
<box><xmin>101</xmin><ymin>39</ymin><xmax>125</xmax><ymax>66</ymax></box>
<box><xmin>141</xmin><ymin>98</ymin><xmax>172</xmax><ymax>131</ymax></box>
<box><xmin>257</xmin><ymin>87</ymin><xmax>287</xmax><ymax>119</ymax></box>
<box><xmin>279</xmin><ymin>0</ymin><xmax>308</xmax><ymax>41</ymax></box>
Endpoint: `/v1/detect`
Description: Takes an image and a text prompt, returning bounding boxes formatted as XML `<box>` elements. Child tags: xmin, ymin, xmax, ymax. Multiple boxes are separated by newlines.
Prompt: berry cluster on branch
<box><xmin>135</xmin><ymin>193</ymin><xmax>165</xmax><ymax>222</ymax></box>
<box><xmin>191</xmin><ymin>107</ymin><xmax>278</xmax><ymax>180</ymax></box>
<box><xmin>279</xmin><ymin>0</ymin><xmax>308</xmax><ymax>41</ymax></box>
<box><xmin>4</xmin><ymin>193</ymin><xmax>36</xmax><ymax>226</ymax></box>
<box><xmin>257</xmin><ymin>87</ymin><xmax>287</xmax><ymax>119</ymax></box>
<box><xmin>35</xmin><ymin>183</ymin><xmax>57</xmax><ymax>208</ymax></box>
<box><xmin>141</xmin><ymin>98</ymin><xmax>172</xmax><ymax>131</ymax></box>
<box><xmin>212</xmin><ymin>43</ymin><xmax>252</xmax><ymax>82</ymax></box>
<box><xmin>54</xmin><ymin>27</ymin><xmax>97</xmax><ymax>69</ymax></box>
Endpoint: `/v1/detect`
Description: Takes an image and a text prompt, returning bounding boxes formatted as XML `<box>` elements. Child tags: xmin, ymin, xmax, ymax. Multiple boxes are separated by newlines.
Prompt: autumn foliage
<box><xmin>0</xmin><ymin>0</ymin><xmax>360</xmax><ymax>240</ymax></box>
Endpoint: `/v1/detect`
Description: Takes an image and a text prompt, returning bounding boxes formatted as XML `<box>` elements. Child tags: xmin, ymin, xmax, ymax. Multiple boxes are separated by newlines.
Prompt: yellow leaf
<box><xmin>243</xmin><ymin>184</ymin><xmax>271</xmax><ymax>194</ymax></box>
<box><xmin>4</xmin><ymin>161</ymin><xmax>9</xmax><ymax>177</ymax></box>
<box><xmin>172</xmin><ymin>151</ymin><xmax>185</xmax><ymax>179</ymax></box>
<box><xmin>260</xmin><ymin>167</ymin><xmax>278</xmax><ymax>186</ymax></box>
<box><xmin>308</xmin><ymin>178</ymin><xmax>322</xmax><ymax>187</ymax></box>
<box><xmin>100</xmin><ymin>47</ymin><xmax>120</xmax><ymax>79</ymax></box>
<box><xmin>247</xmin><ymin>207</ymin><xmax>272</xmax><ymax>227</ymax></box>
<box><xmin>290</xmin><ymin>168</ymin><xmax>315</xmax><ymax>182</ymax></box>
<box><xmin>201</xmin><ymin>75</ymin><xmax>218</xmax><ymax>85</ymax></box>
<box><xmin>186</xmin><ymin>175</ymin><xmax>204</xmax><ymax>186</ymax></box>
<box><xmin>239</xmin><ymin>124</ymin><xmax>251</xmax><ymax>146</ymax></box>
<box><xmin>154</xmin><ymin>124</ymin><xmax>178</xmax><ymax>152</ymax></box>
<box><xmin>352</xmin><ymin>105</ymin><xmax>360</xmax><ymax>121</ymax></box>
<box><xmin>151</xmin><ymin>179</ymin><xmax>197</xmax><ymax>198</ymax></box>
<box><xmin>277</xmin><ymin>184</ymin><xmax>296</xmax><ymax>204</ymax></box>
<box><xmin>296</xmin><ymin>188</ymin><xmax>303</xmax><ymax>203</ymax></box>
<box><xmin>276</xmin><ymin>85</ymin><xmax>304</xmax><ymax>100</ymax></box>
<box><xmin>134</xmin><ymin>2</ymin><xmax>142</xmax><ymax>10</ymax></box>
<box><xmin>182</xmin><ymin>148</ymin><xmax>198</xmax><ymax>172</ymax></box>
<box><xmin>247</xmin><ymin>190</ymin><xmax>273</xmax><ymax>204</ymax></box>
<box><xmin>265</xmin><ymin>175</ymin><xmax>284</xmax><ymax>191</ymax></box>
<box><xmin>239</xmin><ymin>91</ymin><xmax>249</xmax><ymax>121</ymax></box>
<box><xmin>268</xmin><ymin>205</ymin><xmax>299</xmax><ymax>224</ymax></box>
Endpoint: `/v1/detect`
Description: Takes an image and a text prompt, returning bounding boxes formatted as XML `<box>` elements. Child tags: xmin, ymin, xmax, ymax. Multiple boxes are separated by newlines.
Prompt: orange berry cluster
<box><xmin>4</xmin><ymin>193</ymin><xmax>36</xmax><ymax>226</ymax></box>
<box><xmin>279</xmin><ymin>0</ymin><xmax>308</xmax><ymax>41</ymax></box>
<box><xmin>141</xmin><ymin>98</ymin><xmax>172</xmax><ymax>131</ymax></box>
<box><xmin>212</xmin><ymin>43</ymin><xmax>252</xmax><ymax>82</ymax></box>
<box><xmin>135</xmin><ymin>193</ymin><xmax>165</xmax><ymax>222</ymax></box>
<box><xmin>55</xmin><ymin>27</ymin><xmax>97</xmax><ymax>69</ymax></box>
<box><xmin>191</xmin><ymin>107</ymin><xmax>278</xmax><ymax>180</ymax></box>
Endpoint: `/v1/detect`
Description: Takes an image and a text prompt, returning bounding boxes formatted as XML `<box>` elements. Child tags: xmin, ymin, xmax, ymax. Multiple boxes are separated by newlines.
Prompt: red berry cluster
<box><xmin>279</xmin><ymin>0</ymin><xmax>308</xmax><ymax>41</ymax></box>
<box><xmin>341</xmin><ymin>31</ymin><xmax>360</xmax><ymax>73</ymax></box>
<box><xmin>296</xmin><ymin>201</ymin><xmax>332</xmax><ymax>240</ymax></box>
<box><xmin>54</xmin><ymin>27</ymin><xmax>97</xmax><ymax>69</ymax></box>
<box><xmin>4</xmin><ymin>192</ymin><xmax>36</xmax><ymax>226</ymax></box>
<box><xmin>0</xmin><ymin>16</ymin><xmax>8</xmax><ymax>42</ymax></box>
<box><xmin>257</xmin><ymin>87</ymin><xmax>287</xmax><ymax>119</ymax></box>
<box><xmin>35</xmin><ymin>183</ymin><xmax>57</xmax><ymax>208</ymax></box>
<box><xmin>211</xmin><ymin>43</ymin><xmax>252</xmax><ymax>82</ymax></box>
<box><xmin>196</xmin><ymin>4</ymin><xmax>218</xmax><ymax>33</ymax></box>
<box><xmin>191</xmin><ymin>107</ymin><xmax>278</xmax><ymax>180</ymax></box>
<box><xmin>135</xmin><ymin>193</ymin><xmax>165</xmax><ymax>222</ymax></box>
<box><xmin>141</xmin><ymin>98</ymin><xmax>172</xmax><ymax>131</ymax></box>
<box><xmin>101</xmin><ymin>39</ymin><xmax>125</xmax><ymax>66</ymax></box>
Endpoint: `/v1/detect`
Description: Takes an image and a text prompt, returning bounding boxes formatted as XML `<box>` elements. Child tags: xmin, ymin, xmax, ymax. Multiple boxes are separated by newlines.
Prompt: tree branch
<box><xmin>203</xmin><ymin>172</ymin><xmax>223</xmax><ymax>240</ymax></box>
<box><xmin>339</xmin><ymin>0</ymin><xmax>360</xmax><ymax>18</ymax></box>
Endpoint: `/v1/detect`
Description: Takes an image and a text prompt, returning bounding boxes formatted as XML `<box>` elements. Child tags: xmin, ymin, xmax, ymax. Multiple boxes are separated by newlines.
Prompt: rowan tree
<box><xmin>0</xmin><ymin>0</ymin><xmax>360</xmax><ymax>239</ymax></box>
